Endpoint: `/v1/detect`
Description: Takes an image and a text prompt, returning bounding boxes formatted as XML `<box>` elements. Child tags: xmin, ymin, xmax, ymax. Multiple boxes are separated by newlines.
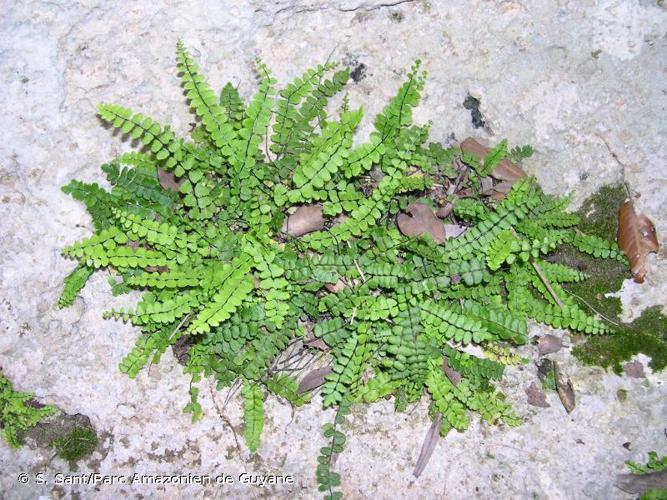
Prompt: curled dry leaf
<box><xmin>617</xmin><ymin>199</ymin><xmax>659</xmax><ymax>283</ymax></box>
<box><xmin>413</xmin><ymin>413</ymin><xmax>442</xmax><ymax>480</ymax></box>
<box><xmin>436</xmin><ymin>203</ymin><xmax>453</xmax><ymax>219</ymax></box>
<box><xmin>623</xmin><ymin>360</ymin><xmax>646</xmax><ymax>378</ymax></box>
<box><xmin>616</xmin><ymin>470</ymin><xmax>667</xmax><ymax>495</ymax></box>
<box><xmin>525</xmin><ymin>382</ymin><xmax>550</xmax><ymax>408</ymax></box>
<box><xmin>397</xmin><ymin>202</ymin><xmax>446</xmax><ymax>244</ymax></box>
<box><xmin>297</xmin><ymin>366</ymin><xmax>333</xmax><ymax>395</ymax></box>
<box><xmin>157</xmin><ymin>167</ymin><xmax>183</xmax><ymax>191</ymax></box>
<box><xmin>553</xmin><ymin>361</ymin><xmax>576</xmax><ymax>414</ymax></box>
<box><xmin>460</xmin><ymin>137</ymin><xmax>527</xmax><ymax>182</ymax></box>
<box><xmin>537</xmin><ymin>334</ymin><xmax>563</xmax><ymax>356</ymax></box>
<box><xmin>281</xmin><ymin>205</ymin><xmax>325</xmax><ymax>237</ymax></box>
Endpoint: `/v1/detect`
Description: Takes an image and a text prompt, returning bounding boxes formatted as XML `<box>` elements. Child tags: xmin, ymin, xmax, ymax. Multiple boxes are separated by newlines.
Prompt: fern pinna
<box><xmin>59</xmin><ymin>42</ymin><xmax>625</xmax><ymax>497</ymax></box>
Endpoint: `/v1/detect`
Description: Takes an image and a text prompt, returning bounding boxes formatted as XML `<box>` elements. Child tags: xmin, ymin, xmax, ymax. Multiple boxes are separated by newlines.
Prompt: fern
<box><xmin>58</xmin><ymin>42</ymin><xmax>630</xmax><ymax>497</ymax></box>
<box><xmin>243</xmin><ymin>382</ymin><xmax>264</xmax><ymax>453</ymax></box>
<box><xmin>1</xmin><ymin>373</ymin><xmax>57</xmax><ymax>448</ymax></box>
<box><xmin>58</xmin><ymin>263</ymin><xmax>94</xmax><ymax>307</ymax></box>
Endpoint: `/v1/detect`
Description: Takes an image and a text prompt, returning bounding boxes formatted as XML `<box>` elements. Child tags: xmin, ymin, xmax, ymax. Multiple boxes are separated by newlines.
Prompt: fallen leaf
<box><xmin>442</xmin><ymin>357</ymin><xmax>461</xmax><ymax>386</ymax></box>
<box><xmin>616</xmin><ymin>470</ymin><xmax>667</xmax><ymax>495</ymax></box>
<box><xmin>297</xmin><ymin>366</ymin><xmax>333</xmax><ymax>395</ymax></box>
<box><xmin>536</xmin><ymin>358</ymin><xmax>554</xmax><ymax>382</ymax></box>
<box><xmin>397</xmin><ymin>203</ymin><xmax>446</xmax><ymax>244</ymax></box>
<box><xmin>537</xmin><ymin>334</ymin><xmax>563</xmax><ymax>355</ymax></box>
<box><xmin>525</xmin><ymin>382</ymin><xmax>550</xmax><ymax>408</ymax></box>
<box><xmin>623</xmin><ymin>360</ymin><xmax>646</xmax><ymax>378</ymax></box>
<box><xmin>617</xmin><ymin>199</ymin><xmax>659</xmax><ymax>283</ymax></box>
<box><xmin>282</xmin><ymin>205</ymin><xmax>325</xmax><ymax>237</ymax></box>
<box><xmin>489</xmin><ymin>180</ymin><xmax>515</xmax><ymax>201</ymax></box>
<box><xmin>443</xmin><ymin>224</ymin><xmax>467</xmax><ymax>238</ymax></box>
<box><xmin>304</xmin><ymin>326</ymin><xmax>329</xmax><ymax>351</ymax></box>
<box><xmin>145</xmin><ymin>265</ymin><xmax>170</xmax><ymax>273</ymax></box>
<box><xmin>436</xmin><ymin>203</ymin><xmax>453</xmax><ymax>219</ymax></box>
<box><xmin>413</xmin><ymin>413</ymin><xmax>443</xmax><ymax>480</ymax></box>
<box><xmin>553</xmin><ymin>361</ymin><xmax>575</xmax><ymax>414</ymax></box>
<box><xmin>480</xmin><ymin>176</ymin><xmax>494</xmax><ymax>194</ymax></box>
<box><xmin>157</xmin><ymin>168</ymin><xmax>183</xmax><ymax>191</ymax></box>
<box><xmin>324</xmin><ymin>278</ymin><xmax>348</xmax><ymax>293</ymax></box>
<box><xmin>460</xmin><ymin>137</ymin><xmax>527</xmax><ymax>181</ymax></box>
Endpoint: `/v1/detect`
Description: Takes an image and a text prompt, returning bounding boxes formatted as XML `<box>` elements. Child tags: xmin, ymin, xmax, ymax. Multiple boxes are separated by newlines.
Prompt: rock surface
<box><xmin>1</xmin><ymin>0</ymin><xmax>666</xmax><ymax>498</ymax></box>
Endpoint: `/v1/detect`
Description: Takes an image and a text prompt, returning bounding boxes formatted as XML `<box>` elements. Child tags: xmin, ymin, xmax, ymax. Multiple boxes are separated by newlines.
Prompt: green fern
<box><xmin>58</xmin><ymin>42</ymin><xmax>630</xmax><ymax>497</ymax></box>
<box><xmin>1</xmin><ymin>373</ymin><xmax>57</xmax><ymax>448</ymax></box>
<box><xmin>243</xmin><ymin>382</ymin><xmax>264</xmax><ymax>453</ymax></box>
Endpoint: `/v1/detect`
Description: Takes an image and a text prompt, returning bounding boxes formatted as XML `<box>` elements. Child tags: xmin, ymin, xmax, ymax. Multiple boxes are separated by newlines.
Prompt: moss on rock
<box><xmin>52</xmin><ymin>426</ymin><xmax>99</xmax><ymax>466</ymax></box>
<box><xmin>550</xmin><ymin>184</ymin><xmax>667</xmax><ymax>373</ymax></box>
<box><xmin>572</xmin><ymin>306</ymin><xmax>667</xmax><ymax>374</ymax></box>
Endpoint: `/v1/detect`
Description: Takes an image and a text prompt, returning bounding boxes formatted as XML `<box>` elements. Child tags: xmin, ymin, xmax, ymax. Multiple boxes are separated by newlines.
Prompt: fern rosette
<box><xmin>60</xmin><ymin>42</ymin><xmax>625</xmax><ymax>498</ymax></box>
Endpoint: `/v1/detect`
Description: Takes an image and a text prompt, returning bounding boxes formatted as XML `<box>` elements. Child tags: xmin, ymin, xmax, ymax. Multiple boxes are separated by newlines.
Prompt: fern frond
<box><xmin>119</xmin><ymin>323</ymin><xmax>181</xmax><ymax>377</ymax></box>
<box><xmin>219</xmin><ymin>82</ymin><xmax>247</xmax><ymax>130</ymax></box>
<box><xmin>322</xmin><ymin>330</ymin><xmax>373</xmax><ymax>407</ymax></box>
<box><xmin>58</xmin><ymin>264</ymin><xmax>94</xmax><ymax>308</ymax></box>
<box><xmin>106</xmin><ymin>289</ymin><xmax>200</xmax><ymax>326</ymax></box>
<box><xmin>419</xmin><ymin>300</ymin><xmax>492</xmax><ymax>344</ymax></box>
<box><xmin>284</xmin><ymin>108</ymin><xmax>362</xmax><ymax>205</ymax></box>
<box><xmin>243</xmin><ymin>382</ymin><xmax>264</xmax><ymax>453</ymax></box>
<box><xmin>176</xmin><ymin>41</ymin><xmax>236</xmax><ymax>156</ymax></box>
<box><xmin>187</xmin><ymin>255</ymin><xmax>254</xmax><ymax>334</ymax></box>
<box><xmin>97</xmin><ymin>104</ymin><xmax>186</xmax><ymax>172</ymax></box>
<box><xmin>61</xmin><ymin>180</ymin><xmax>117</xmax><ymax>230</ymax></box>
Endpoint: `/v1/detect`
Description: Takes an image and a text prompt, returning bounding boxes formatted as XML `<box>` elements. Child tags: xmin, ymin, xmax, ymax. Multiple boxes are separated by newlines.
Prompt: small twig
<box><xmin>562</xmin><ymin>289</ymin><xmax>620</xmax><ymax>326</ymax></box>
<box><xmin>623</xmin><ymin>181</ymin><xmax>633</xmax><ymax>200</ymax></box>
<box><xmin>221</xmin><ymin>379</ymin><xmax>242</xmax><ymax>412</ymax></box>
<box><xmin>354</xmin><ymin>259</ymin><xmax>367</xmax><ymax>283</ymax></box>
<box><xmin>209</xmin><ymin>379</ymin><xmax>241</xmax><ymax>451</ymax></box>
<box><xmin>531</xmin><ymin>260</ymin><xmax>564</xmax><ymax>308</ymax></box>
<box><xmin>147</xmin><ymin>313</ymin><xmax>192</xmax><ymax>376</ymax></box>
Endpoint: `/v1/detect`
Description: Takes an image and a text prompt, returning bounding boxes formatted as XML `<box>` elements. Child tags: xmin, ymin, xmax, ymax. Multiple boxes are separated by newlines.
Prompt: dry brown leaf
<box><xmin>616</xmin><ymin>470</ymin><xmax>667</xmax><ymax>495</ymax></box>
<box><xmin>297</xmin><ymin>366</ymin><xmax>333</xmax><ymax>394</ymax></box>
<box><xmin>537</xmin><ymin>334</ymin><xmax>563</xmax><ymax>355</ymax></box>
<box><xmin>436</xmin><ymin>203</ymin><xmax>453</xmax><ymax>219</ymax></box>
<box><xmin>304</xmin><ymin>328</ymin><xmax>329</xmax><ymax>351</ymax></box>
<box><xmin>413</xmin><ymin>413</ymin><xmax>443</xmax><ymax>480</ymax></box>
<box><xmin>480</xmin><ymin>176</ymin><xmax>494</xmax><ymax>195</ymax></box>
<box><xmin>157</xmin><ymin>168</ymin><xmax>183</xmax><ymax>191</ymax></box>
<box><xmin>443</xmin><ymin>224</ymin><xmax>467</xmax><ymax>238</ymax></box>
<box><xmin>324</xmin><ymin>278</ymin><xmax>348</xmax><ymax>293</ymax></box>
<box><xmin>617</xmin><ymin>199</ymin><xmax>659</xmax><ymax>283</ymax></box>
<box><xmin>553</xmin><ymin>361</ymin><xmax>575</xmax><ymax>414</ymax></box>
<box><xmin>525</xmin><ymin>382</ymin><xmax>550</xmax><ymax>408</ymax></box>
<box><xmin>397</xmin><ymin>203</ymin><xmax>446</xmax><ymax>244</ymax></box>
<box><xmin>442</xmin><ymin>357</ymin><xmax>461</xmax><ymax>386</ymax></box>
<box><xmin>145</xmin><ymin>265</ymin><xmax>170</xmax><ymax>273</ymax></box>
<box><xmin>460</xmin><ymin>137</ymin><xmax>527</xmax><ymax>181</ymax></box>
<box><xmin>282</xmin><ymin>205</ymin><xmax>325</xmax><ymax>237</ymax></box>
<box><xmin>623</xmin><ymin>360</ymin><xmax>646</xmax><ymax>378</ymax></box>
<box><xmin>489</xmin><ymin>180</ymin><xmax>515</xmax><ymax>201</ymax></box>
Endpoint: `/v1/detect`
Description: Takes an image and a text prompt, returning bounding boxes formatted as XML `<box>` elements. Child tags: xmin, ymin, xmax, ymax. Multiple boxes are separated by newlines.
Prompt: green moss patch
<box><xmin>550</xmin><ymin>184</ymin><xmax>667</xmax><ymax>374</ymax></box>
<box><xmin>25</xmin><ymin>413</ymin><xmax>99</xmax><ymax>468</ymax></box>
<box><xmin>572</xmin><ymin>306</ymin><xmax>667</xmax><ymax>374</ymax></box>
<box><xmin>52</xmin><ymin>426</ymin><xmax>99</xmax><ymax>466</ymax></box>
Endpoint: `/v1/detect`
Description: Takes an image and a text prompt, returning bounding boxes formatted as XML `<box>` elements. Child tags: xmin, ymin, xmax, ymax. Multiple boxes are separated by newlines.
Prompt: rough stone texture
<box><xmin>1</xmin><ymin>0</ymin><xmax>666</xmax><ymax>498</ymax></box>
